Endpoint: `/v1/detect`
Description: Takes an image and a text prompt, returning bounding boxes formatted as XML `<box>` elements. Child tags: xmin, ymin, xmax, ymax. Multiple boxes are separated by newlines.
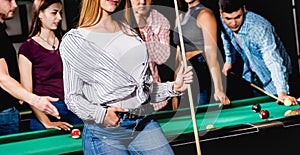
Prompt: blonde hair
<box><xmin>78</xmin><ymin>0</ymin><xmax>101</xmax><ymax>28</ymax></box>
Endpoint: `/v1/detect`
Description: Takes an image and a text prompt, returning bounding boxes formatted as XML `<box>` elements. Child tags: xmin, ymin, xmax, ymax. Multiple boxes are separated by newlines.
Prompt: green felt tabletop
<box><xmin>157</xmin><ymin>96</ymin><xmax>300</xmax><ymax>136</ymax></box>
<box><xmin>1</xmin><ymin>96</ymin><xmax>299</xmax><ymax>154</ymax></box>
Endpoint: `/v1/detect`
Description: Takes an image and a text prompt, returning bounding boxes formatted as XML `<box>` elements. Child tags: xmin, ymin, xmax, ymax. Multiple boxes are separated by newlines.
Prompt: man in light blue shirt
<box><xmin>218</xmin><ymin>0</ymin><xmax>297</xmax><ymax>104</ymax></box>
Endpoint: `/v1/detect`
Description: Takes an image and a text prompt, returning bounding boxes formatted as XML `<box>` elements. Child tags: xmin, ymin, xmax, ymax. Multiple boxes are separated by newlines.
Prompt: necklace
<box><xmin>38</xmin><ymin>35</ymin><xmax>55</xmax><ymax>49</ymax></box>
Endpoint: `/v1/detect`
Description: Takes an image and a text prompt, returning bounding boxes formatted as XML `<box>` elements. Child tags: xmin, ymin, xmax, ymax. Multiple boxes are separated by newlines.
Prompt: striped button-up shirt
<box><xmin>220</xmin><ymin>11</ymin><xmax>292</xmax><ymax>95</ymax></box>
<box><xmin>59</xmin><ymin>28</ymin><xmax>178</xmax><ymax>124</ymax></box>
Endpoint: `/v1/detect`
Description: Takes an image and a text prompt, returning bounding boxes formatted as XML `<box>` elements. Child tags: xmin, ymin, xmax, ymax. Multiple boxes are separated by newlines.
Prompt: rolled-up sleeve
<box><xmin>150</xmin><ymin>82</ymin><xmax>181</xmax><ymax>103</ymax></box>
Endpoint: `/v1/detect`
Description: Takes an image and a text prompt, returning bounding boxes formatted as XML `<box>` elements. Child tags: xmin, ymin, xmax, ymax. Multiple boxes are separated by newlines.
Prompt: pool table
<box><xmin>1</xmin><ymin>96</ymin><xmax>300</xmax><ymax>155</ymax></box>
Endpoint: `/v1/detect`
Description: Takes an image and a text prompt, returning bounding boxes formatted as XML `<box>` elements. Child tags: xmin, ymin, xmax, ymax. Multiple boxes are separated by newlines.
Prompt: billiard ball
<box><xmin>290</xmin><ymin>111</ymin><xmax>298</xmax><ymax>116</ymax></box>
<box><xmin>206</xmin><ymin>124</ymin><xmax>215</xmax><ymax>130</ymax></box>
<box><xmin>284</xmin><ymin>110</ymin><xmax>292</xmax><ymax>116</ymax></box>
<box><xmin>252</xmin><ymin>104</ymin><xmax>261</xmax><ymax>113</ymax></box>
<box><xmin>284</xmin><ymin>97</ymin><xmax>293</xmax><ymax>106</ymax></box>
<box><xmin>259</xmin><ymin>110</ymin><xmax>269</xmax><ymax>119</ymax></box>
<box><xmin>70</xmin><ymin>129</ymin><xmax>81</xmax><ymax>139</ymax></box>
<box><xmin>296</xmin><ymin>108</ymin><xmax>300</xmax><ymax>114</ymax></box>
<box><xmin>297</xmin><ymin>98</ymin><xmax>300</xmax><ymax>105</ymax></box>
<box><xmin>284</xmin><ymin>110</ymin><xmax>298</xmax><ymax>116</ymax></box>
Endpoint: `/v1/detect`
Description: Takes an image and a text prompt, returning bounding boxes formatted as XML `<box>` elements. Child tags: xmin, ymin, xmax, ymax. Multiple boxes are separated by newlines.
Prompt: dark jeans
<box><xmin>189</xmin><ymin>54</ymin><xmax>212</xmax><ymax>105</ymax></box>
<box><xmin>30</xmin><ymin>100</ymin><xmax>83</xmax><ymax>131</ymax></box>
<box><xmin>0</xmin><ymin>107</ymin><xmax>19</xmax><ymax>136</ymax></box>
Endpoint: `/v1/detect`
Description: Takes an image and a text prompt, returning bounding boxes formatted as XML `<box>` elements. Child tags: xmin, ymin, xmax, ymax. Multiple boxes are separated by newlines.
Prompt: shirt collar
<box><xmin>236</xmin><ymin>11</ymin><xmax>249</xmax><ymax>35</ymax></box>
<box><xmin>145</xmin><ymin>9</ymin><xmax>154</xmax><ymax>26</ymax></box>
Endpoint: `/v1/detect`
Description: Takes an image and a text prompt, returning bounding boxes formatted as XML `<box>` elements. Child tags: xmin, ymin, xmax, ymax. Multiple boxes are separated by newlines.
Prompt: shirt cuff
<box><xmin>167</xmin><ymin>82</ymin><xmax>182</xmax><ymax>97</ymax></box>
<box><xmin>226</xmin><ymin>57</ymin><xmax>233</xmax><ymax>64</ymax></box>
<box><xmin>93</xmin><ymin>106</ymin><xmax>107</xmax><ymax>124</ymax></box>
<box><xmin>276</xmin><ymin>86</ymin><xmax>290</xmax><ymax>95</ymax></box>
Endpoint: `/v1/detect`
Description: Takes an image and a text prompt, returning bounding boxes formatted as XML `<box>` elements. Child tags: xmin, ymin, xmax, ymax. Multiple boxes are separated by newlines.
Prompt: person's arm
<box><xmin>221</xmin><ymin>32</ymin><xmax>236</xmax><ymax>65</ymax></box>
<box><xmin>197</xmin><ymin>9</ymin><xmax>230</xmax><ymax>105</ymax></box>
<box><xmin>257</xmin><ymin>26</ymin><xmax>297</xmax><ymax>103</ymax></box>
<box><xmin>18</xmin><ymin>54</ymin><xmax>72</xmax><ymax>130</ymax></box>
<box><xmin>150</xmin><ymin>82</ymin><xmax>179</xmax><ymax>103</ymax></box>
<box><xmin>221</xmin><ymin>33</ymin><xmax>235</xmax><ymax>76</ymax></box>
<box><xmin>60</xmin><ymin>33</ymin><xmax>126</xmax><ymax>127</ymax></box>
<box><xmin>60</xmin><ymin>44</ymin><xmax>106</xmax><ymax>124</ymax></box>
<box><xmin>150</xmin><ymin>63</ymin><xmax>193</xmax><ymax>103</ymax></box>
<box><xmin>0</xmin><ymin>58</ymin><xmax>59</xmax><ymax>118</ymax></box>
<box><xmin>174</xmin><ymin>46</ymin><xmax>182</xmax><ymax>80</ymax></box>
<box><xmin>220</xmin><ymin>19</ymin><xmax>236</xmax><ymax>76</ymax></box>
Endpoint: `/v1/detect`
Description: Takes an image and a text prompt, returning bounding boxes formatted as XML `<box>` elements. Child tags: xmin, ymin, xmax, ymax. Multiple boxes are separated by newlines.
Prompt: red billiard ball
<box><xmin>259</xmin><ymin>110</ymin><xmax>269</xmax><ymax>119</ymax></box>
<box><xmin>70</xmin><ymin>129</ymin><xmax>81</xmax><ymax>139</ymax></box>
<box><xmin>252</xmin><ymin>104</ymin><xmax>261</xmax><ymax>113</ymax></box>
<box><xmin>296</xmin><ymin>108</ymin><xmax>300</xmax><ymax>114</ymax></box>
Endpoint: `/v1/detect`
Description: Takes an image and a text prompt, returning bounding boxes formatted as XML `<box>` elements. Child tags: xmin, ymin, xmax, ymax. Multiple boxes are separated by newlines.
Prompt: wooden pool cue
<box><xmin>173</xmin><ymin>0</ymin><xmax>202</xmax><ymax>154</ymax></box>
<box><xmin>229</xmin><ymin>72</ymin><xmax>284</xmax><ymax>103</ymax></box>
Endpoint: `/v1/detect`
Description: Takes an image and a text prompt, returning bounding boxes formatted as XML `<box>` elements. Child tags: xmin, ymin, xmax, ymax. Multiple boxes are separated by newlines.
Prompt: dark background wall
<box><xmin>63</xmin><ymin>0</ymin><xmax>81</xmax><ymax>29</ymax></box>
<box><xmin>294</xmin><ymin>0</ymin><xmax>300</xmax><ymax>78</ymax></box>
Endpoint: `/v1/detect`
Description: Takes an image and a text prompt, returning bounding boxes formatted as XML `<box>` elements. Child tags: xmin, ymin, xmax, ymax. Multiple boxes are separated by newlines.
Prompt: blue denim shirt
<box><xmin>220</xmin><ymin>11</ymin><xmax>292</xmax><ymax>95</ymax></box>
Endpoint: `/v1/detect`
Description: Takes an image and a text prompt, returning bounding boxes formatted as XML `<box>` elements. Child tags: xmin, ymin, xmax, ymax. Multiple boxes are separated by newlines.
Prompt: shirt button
<box><xmin>142</xmin><ymin>63</ymin><xmax>145</xmax><ymax>66</ymax></box>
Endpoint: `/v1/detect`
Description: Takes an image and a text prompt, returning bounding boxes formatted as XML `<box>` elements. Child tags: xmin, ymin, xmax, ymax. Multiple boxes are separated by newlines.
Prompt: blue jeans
<box><xmin>0</xmin><ymin>107</ymin><xmax>19</xmax><ymax>136</ymax></box>
<box><xmin>30</xmin><ymin>100</ymin><xmax>83</xmax><ymax>131</ymax></box>
<box><xmin>82</xmin><ymin>116</ymin><xmax>174</xmax><ymax>155</ymax></box>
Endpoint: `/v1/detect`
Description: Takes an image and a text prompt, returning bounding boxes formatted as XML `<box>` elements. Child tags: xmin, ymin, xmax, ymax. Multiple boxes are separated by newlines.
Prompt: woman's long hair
<box><xmin>29</xmin><ymin>0</ymin><xmax>64</xmax><ymax>40</ymax></box>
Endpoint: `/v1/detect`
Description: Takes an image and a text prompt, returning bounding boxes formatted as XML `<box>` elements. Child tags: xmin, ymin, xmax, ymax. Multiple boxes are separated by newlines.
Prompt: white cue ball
<box><xmin>284</xmin><ymin>98</ymin><xmax>292</xmax><ymax>106</ymax></box>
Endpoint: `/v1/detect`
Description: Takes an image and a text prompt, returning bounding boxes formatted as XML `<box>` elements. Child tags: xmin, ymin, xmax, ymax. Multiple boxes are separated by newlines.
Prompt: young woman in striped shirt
<box><xmin>59</xmin><ymin>0</ymin><xmax>193</xmax><ymax>154</ymax></box>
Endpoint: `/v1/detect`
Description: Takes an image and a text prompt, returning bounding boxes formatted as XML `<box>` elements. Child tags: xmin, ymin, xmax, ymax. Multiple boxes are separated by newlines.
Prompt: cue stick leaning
<box><xmin>229</xmin><ymin>72</ymin><xmax>284</xmax><ymax>103</ymax></box>
<box><xmin>173</xmin><ymin>0</ymin><xmax>202</xmax><ymax>155</ymax></box>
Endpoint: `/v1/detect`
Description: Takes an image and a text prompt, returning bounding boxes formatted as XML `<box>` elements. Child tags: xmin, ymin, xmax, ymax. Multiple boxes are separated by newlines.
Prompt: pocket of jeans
<box><xmin>0</xmin><ymin>107</ymin><xmax>19</xmax><ymax>125</ymax></box>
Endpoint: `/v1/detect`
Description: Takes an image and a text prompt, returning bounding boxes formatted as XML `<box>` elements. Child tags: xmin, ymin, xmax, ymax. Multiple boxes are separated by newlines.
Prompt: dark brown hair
<box><xmin>218</xmin><ymin>0</ymin><xmax>245</xmax><ymax>13</ymax></box>
<box><xmin>29</xmin><ymin>0</ymin><xmax>64</xmax><ymax>40</ymax></box>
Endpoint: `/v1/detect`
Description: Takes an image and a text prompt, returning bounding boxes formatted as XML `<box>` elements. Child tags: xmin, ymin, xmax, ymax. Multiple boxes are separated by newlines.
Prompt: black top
<box><xmin>0</xmin><ymin>22</ymin><xmax>20</xmax><ymax>111</ymax></box>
